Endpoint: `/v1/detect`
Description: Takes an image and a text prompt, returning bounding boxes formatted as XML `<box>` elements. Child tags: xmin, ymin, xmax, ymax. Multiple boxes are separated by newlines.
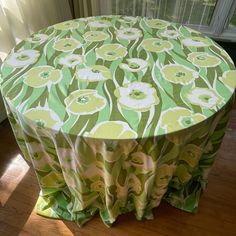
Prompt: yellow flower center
<box><xmin>91</xmin><ymin>69</ymin><xmax>100</xmax><ymax>73</ymax></box>
<box><xmin>128</xmin><ymin>62</ymin><xmax>140</xmax><ymax>69</ymax></box>
<box><xmin>33</xmin><ymin>153</ymin><xmax>41</xmax><ymax>160</ymax></box>
<box><xmin>40</xmin><ymin>71</ymin><xmax>51</xmax><ymax>79</ymax></box>
<box><xmin>17</xmin><ymin>54</ymin><xmax>29</xmax><ymax>61</ymax></box>
<box><xmin>64</xmin><ymin>43</ymin><xmax>72</xmax><ymax>48</ymax></box>
<box><xmin>68</xmin><ymin>59</ymin><xmax>77</xmax><ymax>64</ymax></box>
<box><xmin>175</xmin><ymin>71</ymin><xmax>186</xmax><ymax>77</ymax></box>
<box><xmin>77</xmin><ymin>96</ymin><xmax>89</xmax><ymax>104</ymax></box>
<box><xmin>124</xmin><ymin>30</ymin><xmax>134</xmax><ymax>35</ymax></box>
<box><xmin>199</xmin><ymin>94</ymin><xmax>211</xmax><ymax>102</ymax></box>
<box><xmin>196</xmin><ymin>55</ymin><xmax>206</xmax><ymax>60</ymax></box>
<box><xmin>154</xmin><ymin>41</ymin><xmax>162</xmax><ymax>46</ymax></box>
<box><xmin>129</xmin><ymin>89</ymin><xmax>146</xmax><ymax>100</ymax></box>
<box><xmin>35</xmin><ymin>119</ymin><xmax>45</xmax><ymax>128</ymax></box>
<box><xmin>32</xmin><ymin>36</ymin><xmax>41</xmax><ymax>41</ymax></box>
<box><xmin>180</xmin><ymin>116</ymin><xmax>194</xmax><ymax>127</ymax></box>
<box><xmin>106</xmin><ymin>51</ymin><xmax>116</xmax><ymax>56</ymax></box>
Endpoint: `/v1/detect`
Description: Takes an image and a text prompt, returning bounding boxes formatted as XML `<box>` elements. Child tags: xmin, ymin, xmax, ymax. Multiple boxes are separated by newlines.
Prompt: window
<box><xmin>229</xmin><ymin>9</ymin><xmax>236</xmax><ymax>28</ymax></box>
<box><xmin>113</xmin><ymin>0</ymin><xmax>217</xmax><ymax>26</ymax></box>
<box><xmin>111</xmin><ymin>0</ymin><xmax>236</xmax><ymax>41</ymax></box>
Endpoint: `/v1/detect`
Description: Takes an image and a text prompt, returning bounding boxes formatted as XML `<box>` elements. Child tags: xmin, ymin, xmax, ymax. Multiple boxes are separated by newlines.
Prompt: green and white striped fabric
<box><xmin>1</xmin><ymin>15</ymin><xmax>236</xmax><ymax>227</ymax></box>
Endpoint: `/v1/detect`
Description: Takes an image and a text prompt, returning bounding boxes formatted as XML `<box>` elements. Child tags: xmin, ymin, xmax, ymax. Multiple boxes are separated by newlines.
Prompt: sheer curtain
<box><xmin>68</xmin><ymin>0</ymin><xmax>112</xmax><ymax>18</ymax></box>
<box><xmin>0</xmin><ymin>0</ymin><xmax>72</xmax><ymax>61</ymax></box>
<box><xmin>0</xmin><ymin>0</ymin><xmax>72</xmax><ymax>122</ymax></box>
<box><xmin>70</xmin><ymin>0</ymin><xmax>216</xmax><ymax>27</ymax></box>
<box><xmin>113</xmin><ymin>0</ymin><xmax>216</xmax><ymax>26</ymax></box>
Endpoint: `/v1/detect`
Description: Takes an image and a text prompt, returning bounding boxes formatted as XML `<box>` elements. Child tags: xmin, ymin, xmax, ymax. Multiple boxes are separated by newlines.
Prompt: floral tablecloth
<box><xmin>1</xmin><ymin>15</ymin><xmax>236</xmax><ymax>227</ymax></box>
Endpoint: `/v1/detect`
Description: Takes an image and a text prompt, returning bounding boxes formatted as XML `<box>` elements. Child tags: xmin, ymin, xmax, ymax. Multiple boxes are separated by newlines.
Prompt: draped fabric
<box><xmin>70</xmin><ymin>0</ymin><xmax>216</xmax><ymax>26</ymax></box>
<box><xmin>1</xmin><ymin>15</ymin><xmax>235</xmax><ymax>226</ymax></box>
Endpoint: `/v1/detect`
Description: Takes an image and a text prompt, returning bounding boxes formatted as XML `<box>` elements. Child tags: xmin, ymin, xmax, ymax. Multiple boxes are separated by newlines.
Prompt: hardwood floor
<box><xmin>0</xmin><ymin>109</ymin><xmax>236</xmax><ymax>236</ymax></box>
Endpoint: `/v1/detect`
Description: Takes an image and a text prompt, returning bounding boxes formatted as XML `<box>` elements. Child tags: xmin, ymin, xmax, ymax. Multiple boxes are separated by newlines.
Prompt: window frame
<box><xmin>183</xmin><ymin>0</ymin><xmax>236</xmax><ymax>42</ymax></box>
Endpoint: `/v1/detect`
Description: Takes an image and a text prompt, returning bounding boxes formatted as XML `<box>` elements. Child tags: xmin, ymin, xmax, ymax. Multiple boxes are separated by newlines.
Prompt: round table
<box><xmin>1</xmin><ymin>15</ymin><xmax>236</xmax><ymax>227</ymax></box>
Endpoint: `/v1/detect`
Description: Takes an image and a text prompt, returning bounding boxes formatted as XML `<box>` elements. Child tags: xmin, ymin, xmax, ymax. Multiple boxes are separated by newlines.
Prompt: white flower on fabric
<box><xmin>114</xmin><ymin>82</ymin><xmax>160</xmax><ymax>112</ymax></box>
<box><xmin>141</xmin><ymin>38</ymin><xmax>173</xmax><ymax>53</ymax></box>
<box><xmin>76</xmin><ymin>65</ymin><xmax>111</xmax><ymax>82</ymax></box>
<box><xmin>54</xmin><ymin>20</ymin><xmax>79</xmax><ymax>31</ymax></box>
<box><xmin>84</xmin><ymin>121</ymin><xmax>137</xmax><ymax>139</ymax></box>
<box><xmin>145</xmin><ymin>18</ymin><xmax>170</xmax><ymax>29</ymax></box>
<box><xmin>64</xmin><ymin>89</ymin><xmax>106</xmax><ymax>115</ymax></box>
<box><xmin>53</xmin><ymin>38</ymin><xmax>81</xmax><ymax>52</ymax></box>
<box><xmin>26</xmin><ymin>34</ymin><xmax>49</xmax><ymax>44</ymax></box>
<box><xmin>119</xmin><ymin>58</ymin><xmax>148</xmax><ymax>72</ymax></box>
<box><xmin>116</xmin><ymin>28</ymin><xmax>142</xmax><ymax>40</ymax></box>
<box><xmin>88</xmin><ymin>20</ymin><xmax>111</xmax><ymax>28</ymax></box>
<box><xmin>182</xmin><ymin>36</ymin><xmax>212</xmax><ymax>47</ymax></box>
<box><xmin>24</xmin><ymin>107</ymin><xmax>63</xmax><ymax>130</ymax></box>
<box><xmin>160</xmin><ymin>107</ymin><xmax>206</xmax><ymax>133</ymax></box>
<box><xmin>160</xmin><ymin>30</ymin><xmax>180</xmax><ymax>39</ymax></box>
<box><xmin>187</xmin><ymin>52</ymin><xmax>221</xmax><ymax>68</ymax></box>
<box><xmin>58</xmin><ymin>54</ymin><xmax>83</xmax><ymax>68</ymax></box>
<box><xmin>161</xmin><ymin>64</ymin><xmax>198</xmax><ymax>85</ymax></box>
<box><xmin>83</xmin><ymin>31</ymin><xmax>109</xmax><ymax>42</ymax></box>
<box><xmin>96</xmin><ymin>43</ymin><xmax>127</xmax><ymax>61</ymax></box>
<box><xmin>118</xmin><ymin>16</ymin><xmax>138</xmax><ymax>24</ymax></box>
<box><xmin>5</xmin><ymin>50</ymin><xmax>40</xmax><ymax>68</ymax></box>
<box><xmin>187</xmin><ymin>87</ymin><xmax>224</xmax><ymax>109</ymax></box>
<box><xmin>24</xmin><ymin>66</ymin><xmax>62</xmax><ymax>88</ymax></box>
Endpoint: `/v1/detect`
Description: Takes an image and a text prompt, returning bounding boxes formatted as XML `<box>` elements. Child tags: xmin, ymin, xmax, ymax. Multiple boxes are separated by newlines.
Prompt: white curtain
<box><xmin>0</xmin><ymin>0</ymin><xmax>72</xmax><ymax>61</ymax></box>
<box><xmin>113</xmin><ymin>0</ymin><xmax>216</xmax><ymax>26</ymax></box>
<box><xmin>72</xmin><ymin>0</ymin><xmax>216</xmax><ymax>27</ymax></box>
<box><xmin>0</xmin><ymin>0</ymin><xmax>72</xmax><ymax>122</ymax></box>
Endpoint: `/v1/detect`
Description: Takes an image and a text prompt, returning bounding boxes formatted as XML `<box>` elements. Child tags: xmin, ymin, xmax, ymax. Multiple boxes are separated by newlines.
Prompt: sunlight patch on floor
<box><xmin>0</xmin><ymin>153</ymin><xmax>29</xmax><ymax>206</ymax></box>
<box><xmin>20</xmin><ymin>208</ymin><xmax>73</xmax><ymax>236</ymax></box>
